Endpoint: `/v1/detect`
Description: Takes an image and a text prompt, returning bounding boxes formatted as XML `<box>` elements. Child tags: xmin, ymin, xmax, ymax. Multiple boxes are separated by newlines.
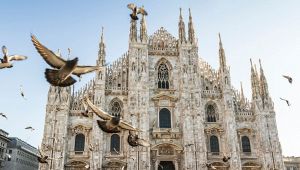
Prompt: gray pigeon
<box><xmin>0</xmin><ymin>46</ymin><xmax>27</xmax><ymax>69</ymax></box>
<box><xmin>83</xmin><ymin>96</ymin><xmax>141</xmax><ymax>133</ymax></box>
<box><xmin>31</xmin><ymin>34</ymin><xmax>102</xmax><ymax>87</ymax></box>
<box><xmin>25</xmin><ymin>126</ymin><xmax>35</xmax><ymax>131</ymax></box>
<box><xmin>37</xmin><ymin>147</ymin><xmax>48</xmax><ymax>164</ymax></box>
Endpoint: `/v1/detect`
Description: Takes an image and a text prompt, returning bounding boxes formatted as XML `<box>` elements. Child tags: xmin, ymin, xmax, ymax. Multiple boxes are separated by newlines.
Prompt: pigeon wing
<box><xmin>0</xmin><ymin>63</ymin><xmax>11</xmax><ymax>69</ymax></box>
<box><xmin>84</xmin><ymin>97</ymin><xmax>112</xmax><ymax>120</ymax></box>
<box><xmin>127</xmin><ymin>3</ymin><xmax>136</xmax><ymax>11</ymax></box>
<box><xmin>137</xmin><ymin>8</ymin><xmax>148</xmax><ymax>16</ymax></box>
<box><xmin>119</xmin><ymin>120</ymin><xmax>142</xmax><ymax>131</ymax></box>
<box><xmin>8</xmin><ymin>55</ymin><xmax>28</xmax><ymax>61</ymax></box>
<box><xmin>31</xmin><ymin>34</ymin><xmax>66</xmax><ymax>69</ymax></box>
<box><xmin>72</xmin><ymin>65</ymin><xmax>101</xmax><ymax>76</ymax></box>
<box><xmin>282</xmin><ymin>75</ymin><xmax>290</xmax><ymax>79</ymax></box>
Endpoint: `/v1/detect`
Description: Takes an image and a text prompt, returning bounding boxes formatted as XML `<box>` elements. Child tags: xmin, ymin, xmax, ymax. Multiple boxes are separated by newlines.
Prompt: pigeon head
<box><xmin>2</xmin><ymin>46</ymin><xmax>8</xmax><ymax>56</ymax></box>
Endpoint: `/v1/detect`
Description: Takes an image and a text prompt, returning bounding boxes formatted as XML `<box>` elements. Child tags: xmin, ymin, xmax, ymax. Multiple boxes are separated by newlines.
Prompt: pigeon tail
<box><xmin>45</xmin><ymin>68</ymin><xmax>76</xmax><ymax>87</ymax></box>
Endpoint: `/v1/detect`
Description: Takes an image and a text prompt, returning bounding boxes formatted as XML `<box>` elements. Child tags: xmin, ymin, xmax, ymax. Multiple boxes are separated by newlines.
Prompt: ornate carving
<box><xmin>159</xmin><ymin>145</ymin><xmax>174</xmax><ymax>155</ymax></box>
<box><xmin>148</xmin><ymin>27</ymin><xmax>178</xmax><ymax>56</ymax></box>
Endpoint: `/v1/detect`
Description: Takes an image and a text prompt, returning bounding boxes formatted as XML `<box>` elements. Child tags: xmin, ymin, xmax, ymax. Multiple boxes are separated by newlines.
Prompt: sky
<box><xmin>0</xmin><ymin>0</ymin><xmax>299</xmax><ymax>156</ymax></box>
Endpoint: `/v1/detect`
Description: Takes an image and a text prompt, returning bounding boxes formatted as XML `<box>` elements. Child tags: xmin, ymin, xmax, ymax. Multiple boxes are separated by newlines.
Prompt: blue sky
<box><xmin>0</xmin><ymin>0</ymin><xmax>299</xmax><ymax>156</ymax></box>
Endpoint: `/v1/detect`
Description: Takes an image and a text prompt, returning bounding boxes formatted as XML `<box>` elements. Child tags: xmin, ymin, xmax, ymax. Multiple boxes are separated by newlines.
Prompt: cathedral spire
<box><xmin>140</xmin><ymin>12</ymin><xmax>147</xmax><ymax>43</ymax></box>
<box><xmin>240</xmin><ymin>82</ymin><xmax>245</xmax><ymax>107</ymax></box>
<box><xmin>97</xmin><ymin>27</ymin><xmax>106</xmax><ymax>66</ymax></box>
<box><xmin>259</xmin><ymin>59</ymin><xmax>269</xmax><ymax>99</ymax></box>
<box><xmin>218</xmin><ymin>33</ymin><xmax>227</xmax><ymax>72</ymax></box>
<box><xmin>188</xmin><ymin>8</ymin><xmax>195</xmax><ymax>44</ymax></box>
<box><xmin>178</xmin><ymin>8</ymin><xmax>186</xmax><ymax>44</ymax></box>
<box><xmin>129</xmin><ymin>19</ymin><xmax>137</xmax><ymax>42</ymax></box>
<box><xmin>250</xmin><ymin>59</ymin><xmax>260</xmax><ymax>100</ymax></box>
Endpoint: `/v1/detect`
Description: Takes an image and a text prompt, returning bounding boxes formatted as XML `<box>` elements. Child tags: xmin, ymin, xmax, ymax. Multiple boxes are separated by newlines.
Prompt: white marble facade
<box><xmin>39</xmin><ymin>9</ymin><xmax>284</xmax><ymax>170</ymax></box>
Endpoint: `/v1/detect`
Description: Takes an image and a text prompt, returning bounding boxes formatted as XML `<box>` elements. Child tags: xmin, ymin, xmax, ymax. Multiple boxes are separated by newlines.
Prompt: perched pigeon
<box><xmin>5</xmin><ymin>153</ymin><xmax>11</xmax><ymax>159</ymax></box>
<box><xmin>204</xmin><ymin>163</ymin><xmax>216</xmax><ymax>169</ymax></box>
<box><xmin>127</xmin><ymin>131</ymin><xmax>150</xmax><ymax>147</ymax></box>
<box><xmin>25</xmin><ymin>126</ymin><xmax>35</xmax><ymax>131</ymax></box>
<box><xmin>127</xmin><ymin>4</ymin><xmax>148</xmax><ymax>20</ymax></box>
<box><xmin>280</xmin><ymin>97</ymin><xmax>290</xmax><ymax>106</ymax></box>
<box><xmin>282</xmin><ymin>75</ymin><xmax>293</xmax><ymax>84</ymax></box>
<box><xmin>83</xmin><ymin>96</ymin><xmax>141</xmax><ymax>133</ymax></box>
<box><xmin>222</xmin><ymin>155</ymin><xmax>231</xmax><ymax>162</ymax></box>
<box><xmin>31</xmin><ymin>35</ymin><xmax>102</xmax><ymax>87</ymax></box>
<box><xmin>0</xmin><ymin>45</ymin><xmax>27</xmax><ymax>69</ymax></box>
<box><xmin>37</xmin><ymin>147</ymin><xmax>48</xmax><ymax>164</ymax></box>
<box><xmin>0</xmin><ymin>113</ymin><xmax>7</xmax><ymax>119</ymax></box>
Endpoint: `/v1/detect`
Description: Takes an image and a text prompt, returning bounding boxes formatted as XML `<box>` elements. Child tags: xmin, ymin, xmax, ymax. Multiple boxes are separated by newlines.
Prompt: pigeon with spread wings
<box><xmin>127</xmin><ymin>3</ymin><xmax>148</xmax><ymax>20</ymax></box>
<box><xmin>0</xmin><ymin>45</ymin><xmax>27</xmax><ymax>69</ymax></box>
<box><xmin>127</xmin><ymin>131</ymin><xmax>150</xmax><ymax>147</ymax></box>
<box><xmin>31</xmin><ymin>34</ymin><xmax>102</xmax><ymax>87</ymax></box>
<box><xmin>83</xmin><ymin>96</ymin><xmax>141</xmax><ymax>133</ymax></box>
<box><xmin>0</xmin><ymin>113</ymin><xmax>7</xmax><ymax>119</ymax></box>
<box><xmin>282</xmin><ymin>75</ymin><xmax>293</xmax><ymax>84</ymax></box>
<box><xmin>280</xmin><ymin>97</ymin><xmax>291</xmax><ymax>106</ymax></box>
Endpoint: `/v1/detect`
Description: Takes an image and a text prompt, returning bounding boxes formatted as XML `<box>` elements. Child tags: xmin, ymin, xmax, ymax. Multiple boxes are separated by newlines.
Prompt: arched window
<box><xmin>110</xmin><ymin>134</ymin><xmax>120</xmax><ymax>154</ymax></box>
<box><xmin>157</xmin><ymin>63</ymin><xmax>169</xmax><ymax>89</ymax></box>
<box><xmin>159</xmin><ymin>108</ymin><xmax>171</xmax><ymax>128</ymax></box>
<box><xmin>206</xmin><ymin>104</ymin><xmax>217</xmax><ymax>122</ymax></box>
<box><xmin>110</xmin><ymin>99</ymin><xmax>122</xmax><ymax>117</ymax></box>
<box><xmin>74</xmin><ymin>134</ymin><xmax>85</xmax><ymax>153</ymax></box>
<box><xmin>210</xmin><ymin>135</ymin><xmax>220</xmax><ymax>153</ymax></box>
<box><xmin>242</xmin><ymin>136</ymin><xmax>251</xmax><ymax>152</ymax></box>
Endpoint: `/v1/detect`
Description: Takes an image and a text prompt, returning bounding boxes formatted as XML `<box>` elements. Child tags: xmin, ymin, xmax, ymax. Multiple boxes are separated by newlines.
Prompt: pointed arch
<box><xmin>205</xmin><ymin>102</ymin><xmax>219</xmax><ymax>122</ymax></box>
<box><xmin>110</xmin><ymin>134</ymin><xmax>120</xmax><ymax>154</ymax></box>
<box><xmin>242</xmin><ymin>136</ymin><xmax>251</xmax><ymax>152</ymax></box>
<box><xmin>210</xmin><ymin>135</ymin><xmax>220</xmax><ymax>153</ymax></box>
<box><xmin>155</xmin><ymin>58</ymin><xmax>173</xmax><ymax>89</ymax></box>
<box><xmin>74</xmin><ymin>133</ymin><xmax>85</xmax><ymax>152</ymax></box>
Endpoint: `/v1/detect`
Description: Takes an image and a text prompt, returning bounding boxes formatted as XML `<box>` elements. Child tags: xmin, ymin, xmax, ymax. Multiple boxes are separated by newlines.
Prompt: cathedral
<box><xmin>40</xmin><ymin>8</ymin><xmax>284</xmax><ymax>170</ymax></box>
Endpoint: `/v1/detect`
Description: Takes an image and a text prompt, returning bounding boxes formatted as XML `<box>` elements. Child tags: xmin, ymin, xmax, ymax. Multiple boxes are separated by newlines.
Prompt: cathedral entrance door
<box><xmin>158</xmin><ymin>161</ymin><xmax>175</xmax><ymax>170</ymax></box>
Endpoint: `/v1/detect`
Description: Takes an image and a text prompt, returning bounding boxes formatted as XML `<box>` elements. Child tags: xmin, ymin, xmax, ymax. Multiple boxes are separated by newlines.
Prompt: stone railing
<box><xmin>201</xmin><ymin>90</ymin><xmax>222</xmax><ymax>99</ymax></box>
<box><xmin>152</xmin><ymin>128</ymin><xmax>181</xmax><ymax>139</ymax></box>
<box><xmin>236</xmin><ymin>111</ymin><xmax>255</xmax><ymax>122</ymax></box>
<box><xmin>105</xmin><ymin>86</ymin><xmax>128</xmax><ymax>95</ymax></box>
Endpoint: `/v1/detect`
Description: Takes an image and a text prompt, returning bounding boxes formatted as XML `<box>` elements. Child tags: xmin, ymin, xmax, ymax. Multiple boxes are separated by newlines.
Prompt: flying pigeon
<box><xmin>31</xmin><ymin>34</ymin><xmax>102</xmax><ymax>87</ymax></box>
<box><xmin>0</xmin><ymin>45</ymin><xmax>27</xmax><ymax>69</ymax></box>
<box><xmin>83</xmin><ymin>96</ymin><xmax>141</xmax><ymax>133</ymax></box>
<box><xmin>37</xmin><ymin>147</ymin><xmax>48</xmax><ymax>164</ymax></box>
<box><xmin>0</xmin><ymin>113</ymin><xmax>7</xmax><ymax>119</ymax></box>
<box><xmin>127</xmin><ymin>4</ymin><xmax>148</xmax><ymax>20</ymax></box>
<box><xmin>25</xmin><ymin>126</ymin><xmax>35</xmax><ymax>131</ymax></box>
<box><xmin>113</xmin><ymin>147</ymin><xmax>120</xmax><ymax>154</ymax></box>
<box><xmin>185</xmin><ymin>143</ymin><xmax>194</xmax><ymax>147</ymax></box>
<box><xmin>282</xmin><ymin>75</ymin><xmax>293</xmax><ymax>84</ymax></box>
<box><xmin>84</xmin><ymin>164</ymin><xmax>90</xmax><ymax>169</ymax></box>
<box><xmin>280</xmin><ymin>97</ymin><xmax>290</xmax><ymax>106</ymax></box>
<box><xmin>127</xmin><ymin>131</ymin><xmax>150</xmax><ymax>147</ymax></box>
<box><xmin>20</xmin><ymin>85</ymin><xmax>27</xmax><ymax>100</ymax></box>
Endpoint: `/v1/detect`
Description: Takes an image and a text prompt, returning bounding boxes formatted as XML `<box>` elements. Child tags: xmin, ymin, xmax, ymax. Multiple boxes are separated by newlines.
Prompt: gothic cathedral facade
<box><xmin>40</xmin><ymin>9</ymin><xmax>284</xmax><ymax>170</ymax></box>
